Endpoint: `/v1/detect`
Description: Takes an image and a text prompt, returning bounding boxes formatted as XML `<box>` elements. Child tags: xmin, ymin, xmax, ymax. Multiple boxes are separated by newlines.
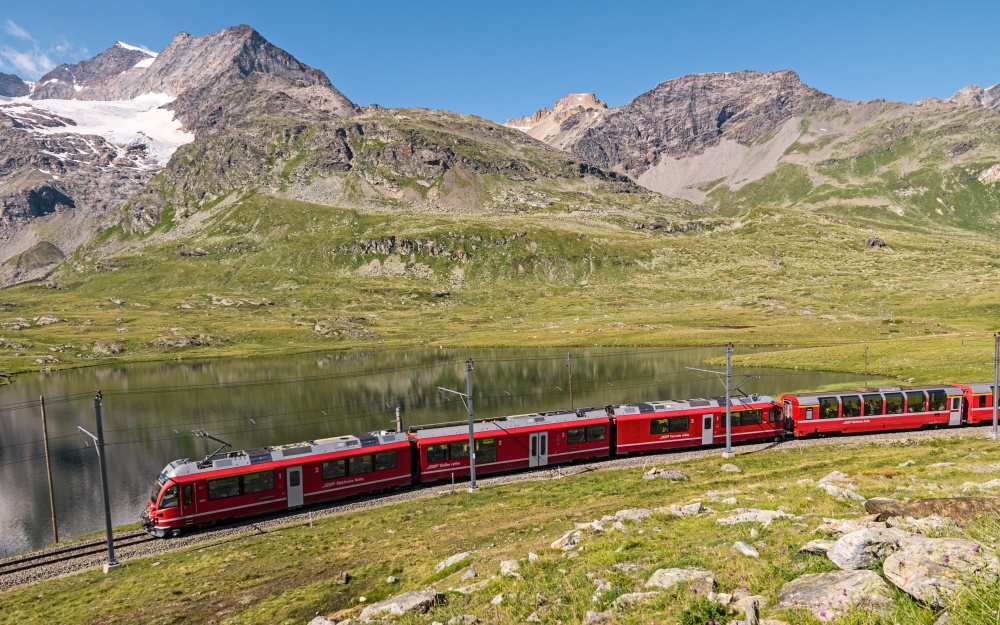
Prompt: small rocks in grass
<box><xmin>750</xmin><ymin>527</ymin><xmax>760</xmax><ymax>539</ymax></box>
<box><xmin>528</xmin><ymin>551</ymin><xmax>539</xmax><ymax>562</ymax></box>
<box><xmin>435</xmin><ymin>551</ymin><xmax>471</xmax><ymax>572</ymax></box>
<box><xmin>610</xmin><ymin>521</ymin><xmax>627</xmax><ymax>532</ymax></box>
<box><xmin>898</xmin><ymin>460</ymin><xmax>915</xmax><ymax>467</ymax></box>
<box><xmin>308</xmin><ymin>617</ymin><xmax>334</xmax><ymax>625</ymax></box>
<box><xmin>584</xmin><ymin>610</ymin><xmax>612</xmax><ymax>623</ymax></box>
<box><xmin>611</xmin><ymin>591</ymin><xmax>660</xmax><ymax>608</ymax></box>
<box><xmin>386</xmin><ymin>576</ymin><xmax>397</xmax><ymax>584</ymax></box>
<box><xmin>526</xmin><ymin>613</ymin><xmax>541</xmax><ymax>623</ymax></box>
<box><xmin>490</xmin><ymin>594</ymin><xmax>504</xmax><ymax>606</ymax></box>
<box><xmin>721</xmin><ymin>497</ymin><xmax>738</xmax><ymax>505</ymax></box>
<box><xmin>358</xmin><ymin>589</ymin><xmax>446</xmax><ymax>620</ymax></box>
<box><xmin>658</xmin><ymin>469</ymin><xmax>688</xmax><ymax>480</ymax></box>
<box><xmin>645</xmin><ymin>567</ymin><xmax>715</xmax><ymax>594</ymax></box>
<box><xmin>612</xmin><ymin>562</ymin><xmax>640</xmax><ymax>573</ymax></box>
<box><xmin>717</xmin><ymin>508</ymin><xmax>797</xmax><ymax>527</ymax></box>
<box><xmin>615</xmin><ymin>508</ymin><xmax>652</xmax><ymax>522</ymax></box>
<box><xmin>721</xmin><ymin>464</ymin><xmax>742</xmax><ymax>473</ymax></box>
<box><xmin>818</xmin><ymin>471</ymin><xmax>851</xmax><ymax>485</ymax></box>
<box><xmin>708</xmin><ymin>592</ymin><xmax>732</xmax><ymax>605</ymax></box>
<box><xmin>799</xmin><ymin>539</ymin><xmax>834</xmax><ymax>554</ymax></box>
<box><xmin>886</xmin><ymin>515</ymin><xmax>956</xmax><ymax>534</ymax></box>
<box><xmin>460</xmin><ymin>568</ymin><xmax>477</xmax><ymax>582</ymax></box>
<box><xmin>733</xmin><ymin>541</ymin><xmax>760</xmax><ymax>558</ymax></box>
<box><xmin>335</xmin><ymin>571</ymin><xmax>350</xmax><ymax>584</ymax></box>
<box><xmin>499</xmin><ymin>559</ymin><xmax>521</xmax><ymax>578</ymax></box>
<box><xmin>550</xmin><ymin>530</ymin><xmax>581</xmax><ymax>550</ymax></box>
<box><xmin>446</xmin><ymin>616</ymin><xmax>479</xmax><ymax>625</ymax></box>
<box><xmin>817</xmin><ymin>483</ymin><xmax>866</xmax><ymax>501</ymax></box>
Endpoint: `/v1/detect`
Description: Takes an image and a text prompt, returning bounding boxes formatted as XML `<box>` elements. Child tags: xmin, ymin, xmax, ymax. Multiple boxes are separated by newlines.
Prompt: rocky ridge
<box><xmin>31</xmin><ymin>42</ymin><xmax>155</xmax><ymax>100</ymax></box>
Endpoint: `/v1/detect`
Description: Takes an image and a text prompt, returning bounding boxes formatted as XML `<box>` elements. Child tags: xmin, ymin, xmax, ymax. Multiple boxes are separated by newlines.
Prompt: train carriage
<box><xmin>609</xmin><ymin>395</ymin><xmax>783</xmax><ymax>454</ymax></box>
<box><xmin>142</xmin><ymin>432</ymin><xmax>411</xmax><ymax>537</ymax></box>
<box><xmin>781</xmin><ymin>386</ymin><xmax>964</xmax><ymax>437</ymax></box>
<box><xmin>409</xmin><ymin>408</ymin><xmax>611</xmax><ymax>483</ymax></box>
<box><xmin>952</xmin><ymin>383</ymin><xmax>998</xmax><ymax>426</ymax></box>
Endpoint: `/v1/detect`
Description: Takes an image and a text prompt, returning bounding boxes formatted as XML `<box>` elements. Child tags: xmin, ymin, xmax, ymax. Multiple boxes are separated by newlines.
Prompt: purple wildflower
<box><xmin>974</xmin><ymin>545</ymin><xmax>981</xmax><ymax>553</ymax></box>
<box><xmin>943</xmin><ymin>555</ymin><xmax>950</xmax><ymax>563</ymax></box>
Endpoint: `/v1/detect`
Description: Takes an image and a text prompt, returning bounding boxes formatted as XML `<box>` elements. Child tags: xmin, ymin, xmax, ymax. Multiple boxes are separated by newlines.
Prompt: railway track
<box><xmin>0</xmin><ymin>423</ymin><xmax>990</xmax><ymax>590</ymax></box>
<box><xmin>0</xmin><ymin>531</ymin><xmax>155</xmax><ymax>576</ymax></box>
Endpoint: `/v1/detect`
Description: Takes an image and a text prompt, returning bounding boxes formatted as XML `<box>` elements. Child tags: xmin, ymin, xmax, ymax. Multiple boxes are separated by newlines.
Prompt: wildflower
<box><xmin>974</xmin><ymin>545</ymin><xmax>981</xmax><ymax>553</ymax></box>
<box><xmin>943</xmin><ymin>555</ymin><xmax>950</xmax><ymax>563</ymax></box>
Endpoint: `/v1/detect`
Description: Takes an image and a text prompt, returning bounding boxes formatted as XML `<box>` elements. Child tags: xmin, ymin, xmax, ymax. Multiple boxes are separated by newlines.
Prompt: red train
<box><xmin>143</xmin><ymin>382</ymin><xmax>999</xmax><ymax>538</ymax></box>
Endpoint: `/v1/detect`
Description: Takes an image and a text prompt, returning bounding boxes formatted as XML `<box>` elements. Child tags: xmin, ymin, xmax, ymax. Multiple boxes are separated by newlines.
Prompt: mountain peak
<box><xmin>30</xmin><ymin>41</ymin><xmax>157</xmax><ymax>100</ymax></box>
<box><xmin>114</xmin><ymin>41</ymin><xmax>157</xmax><ymax>56</ymax></box>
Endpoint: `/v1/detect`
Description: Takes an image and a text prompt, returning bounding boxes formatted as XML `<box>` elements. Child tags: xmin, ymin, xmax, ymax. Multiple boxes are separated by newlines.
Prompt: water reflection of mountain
<box><xmin>0</xmin><ymin>347</ymin><xmax>862</xmax><ymax>555</ymax></box>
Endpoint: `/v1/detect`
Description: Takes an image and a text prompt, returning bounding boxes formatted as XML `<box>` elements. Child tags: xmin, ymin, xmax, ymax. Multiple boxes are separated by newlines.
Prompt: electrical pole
<box><xmin>466</xmin><ymin>359</ymin><xmax>476</xmax><ymax>492</ymax></box>
<box><xmin>40</xmin><ymin>396</ymin><xmax>58</xmax><ymax>543</ymax></box>
<box><xmin>993</xmin><ymin>333</ymin><xmax>999</xmax><ymax>439</ymax></box>
<box><xmin>687</xmin><ymin>344</ymin><xmax>753</xmax><ymax>459</ymax></box>
<box><xmin>864</xmin><ymin>345</ymin><xmax>868</xmax><ymax>391</ymax></box>
<box><xmin>567</xmin><ymin>352</ymin><xmax>573</xmax><ymax>410</ymax></box>
<box><xmin>78</xmin><ymin>391</ymin><xmax>119</xmax><ymax>572</ymax></box>
<box><xmin>725</xmin><ymin>343</ymin><xmax>733</xmax><ymax>457</ymax></box>
<box><xmin>438</xmin><ymin>359</ymin><xmax>478</xmax><ymax>492</ymax></box>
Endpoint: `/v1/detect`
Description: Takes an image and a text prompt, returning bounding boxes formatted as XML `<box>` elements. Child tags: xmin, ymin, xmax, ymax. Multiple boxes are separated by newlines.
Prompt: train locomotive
<box><xmin>142</xmin><ymin>381</ymin><xmax>998</xmax><ymax>538</ymax></box>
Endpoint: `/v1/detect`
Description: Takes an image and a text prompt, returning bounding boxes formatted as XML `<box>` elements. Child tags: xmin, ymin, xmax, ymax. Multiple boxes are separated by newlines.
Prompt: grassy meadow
<box><xmin>2</xmin><ymin>191</ymin><xmax>1000</xmax><ymax>386</ymax></box>
<box><xmin>4</xmin><ymin>432</ymin><xmax>1000</xmax><ymax>624</ymax></box>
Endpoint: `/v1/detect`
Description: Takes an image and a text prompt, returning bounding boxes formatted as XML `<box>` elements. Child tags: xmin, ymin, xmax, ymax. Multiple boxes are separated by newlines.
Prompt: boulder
<box><xmin>883</xmin><ymin>537</ymin><xmax>1000</xmax><ymax>608</ymax></box>
<box><xmin>658</xmin><ymin>470</ymin><xmax>688</xmax><ymax>480</ymax></box>
<box><xmin>799</xmin><ymin>539</ymin><xmax>834</xmax><ymax>555</ymax></box>
<box><xmin>358</xmin><ymin>590</ymin><xmax>444</xmax><ymax>621</ymax></box>
<box><xmin>645</xmin><ymin>567</ymin><xmax>715</xmax><ymax>594</ymax></box>
<box><xmin>459</xmin><ymin>568</ymin><xmax>477</xmax><ymax>582</ymax></box>
<box><xmin>550</xmin><ymin>530</ymin><xmax>581</xmax><ymax>550</ymax></box>
<box><xmin>777</xmin><ymin>569</ymin><xmax>894</xmax><ymax>620</ymax></box>
<box><xmin>817</xmin><ymin>483</ymin><xmax>865</xmax><ymax>501</ymax></box>
<box><xmin>308</xmin><ymin>617</ymin><xmax>334</xmax><ymax>625</ymax></box>
<box><xmin>814</xmin><ymin>518</ymin><xmax>886</xmax><ymax>537</ymax></box>
<box><xmin>499</xmin><ymin>559</ymin><xmax>521</xmax><ymax>578</ymax></box>
<box><xmin>611</xmin><ymin>591</ymin><xmax>660</xmax><ymax>608</ymax></box>
<box><xmin>717</xmin><ymin>508</ymin><xmax>797</xmax><ymax>527</ymax></box>
<box><xmin>435</xmin><ymin>551</ymin><xmax>472</xmax><ymax>572</ymax></box>
<box><xmin>826</xmin><ymin>527</ymin><xmax>910</xmax><ymax>570</ymax></box>
<box><xmin>660</xmin><ymin>502</ymin><xmax>714</xmax><ymax>517</ymax></box>
<box><xmin>615</xmin><ymin>508</ymin><xmax>652</xmax><ymax>522</ymax></box>
<box><xmin>864</xmin><ymin>497</ymin><xmax>1000</xmax><ymax>521</ymax></box>
<box><xmin>733</xmin><ymin>541</ymin><xmax>760</xmax><ymax>558</ymax></box>
<box><xmin>885</xmin><ymin>515</ymin><xmax>956</xmax><ymax>534</ymax></box>
<box><xmin>818</xmin><ymin>471</ymin><xmax>852</xmax><ymax>485</ymax></box>
<box><xmin>585</xmin><ymin>611</ymin><xmax>612</xmax><ymax>624</ymax></box>
<box><xmin>721</xmin><ymin>464</ymin><xmax>742</xmax><ymax>473</ymax></box>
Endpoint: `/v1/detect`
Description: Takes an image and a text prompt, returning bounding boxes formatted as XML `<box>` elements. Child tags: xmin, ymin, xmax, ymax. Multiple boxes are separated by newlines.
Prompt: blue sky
<box><xmin>2</xmin><ymin>0</ymin><xmax>999</xmax><ymax>122</ymax></box>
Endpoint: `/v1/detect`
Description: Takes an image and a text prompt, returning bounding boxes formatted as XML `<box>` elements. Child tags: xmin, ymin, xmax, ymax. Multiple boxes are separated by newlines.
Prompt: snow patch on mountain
<box><xmin>3</xmin><ymin>92</ymin><xmax>192</xmax><ymax>166</ymax></box>
<box><xmin>116</xmin><ymin>41</ymin><xmax>158</xmax><ymax>56</ymax></box>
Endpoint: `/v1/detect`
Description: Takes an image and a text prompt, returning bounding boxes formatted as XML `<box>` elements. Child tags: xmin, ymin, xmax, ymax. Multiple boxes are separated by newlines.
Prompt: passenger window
<box><xmin>927</xmin><ymin>390</ymin><xmax>947</xmax><ymax>412</ymax></box>
<box><xmin>182</xmin><ymin>484</ymin><xmax>193</xmax><ymax>506</ymax></box>
<box><xmin>585</xmin><ymin>425</ymin><xmax>606</xmax><ymax>441</ymax></box>
<box><xmin>906</xmin><ymin>391</ymin><xmax>927</xmax><ymax>413</ymax></box>
<box><xmin>208</xmin><ymin>476</ymin><xmax>241</xmax><ymax>500</ymax></box>
<box><xmin>242</xmin><ymin>471</ymin><xmax>274</xmax><ymax>494</ymax></box>
<box><xmin>289</xmin><ymin>471</ymin><xmax>300</xmax><ymax>488</ymax></box>
<box><xmin>729</xmin><ymin>411</ymin><xmax>743</xmax><ymax>427</ymax></box>
<box><xmin>450</xmin><ymin>441</ymin><xmax>470</xmax><ymax>460</ymax></box>
<box><xmin>770</xmin><ymin>407</ymin><xmax>782</xmax><ymax>423</ymax></box>
<box><xmin>668</xmin><ymin>416</ymin><xmax>689</xmax><ymax>432</ymax></box>
<box><xmin>426</xmin><ymin>444</ymin><xmax>449</xmax><ymax>463</ymax></box>
<box><xmin>738</xmin><ymin>409</ymin><xmax>762</xmax><ymax>426</ymax></box>
<box><xmin>819</xmin><ymin>397</ymin><xmax>839</xmax><ymax>419</ymax></box>
<box><xmin>650</xmin><ymin>418</ymin><xmax>669</xmax><ymax>434</ymax></box>
<box><xmin>884</xmin><ymin>393</ymin><xmax>904</xmax><ymax>414</ymax></box>
<box><xmin>476</xmin><ymin>438</ymin><xmax>497</xmax><ymax>463</ymax></box>
<box><xmin>805</xmin><ymin>407</ymin><xmax>814</xmax><ymax>420</ymax></box>
<box><xmin>322</xmin><ymin>459</ymin><xmax>346</xmax><ymax>480</ymax></box>
<box><xmin>160</xmin><ymin>485</ymin><xmax>179</xmax><ymax>509</ymax></box>
<box><xmin>841</xmin><ymin>396</ymin><xmax>861</xmax><ymax>418</ymax></box>
<box><xmin>567</xmin><ymin>427</ymin><xmax>586</xmax><ymax>445</ymax></box>
<box><xmin>348</xmin><ymin>455</ymin><xmax>374</xmax><ymax>475</ymax></box>
<box><xmin>978</xmin><ymin>395</ymin><xmax>989</xmax><ymax>409</ymax></box>
<box><xmin>374</xmin><ymin>451</ymin><xmax>398</xmax><ymax>471</ymax></box>
<box><xmin>862</xmin><ymin>394</ymin><xmax>883</xmax><ymax>416</ymax></box>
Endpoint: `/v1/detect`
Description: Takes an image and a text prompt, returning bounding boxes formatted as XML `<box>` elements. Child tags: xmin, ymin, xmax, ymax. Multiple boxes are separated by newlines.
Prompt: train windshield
<box><xmin>150</xmin><ymin>473</ymin><xmax>168</xmax><ymax>503</ymax></box>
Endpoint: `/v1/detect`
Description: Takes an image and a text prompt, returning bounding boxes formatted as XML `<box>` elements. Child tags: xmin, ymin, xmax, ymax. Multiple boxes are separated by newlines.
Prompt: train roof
<box><xmin>953</xmin><ymin>382</ymin><xmax>996</xmax><ymax>393</ymax></box>
<box><xmin>408</xmin><ymin>408</ymin><xmax>609</xmax><ymax>440</ymax></box>
<box><xmin>783</xmin><ymin>385</ymin><xmax>963</xmax><ymax>401</ymax></box>
<box><xmin>159</xmin><ymin>431</ymin><xmax>409</xmax><ymax>479</ymax></box>
<box><xmin>607</xmin><ymin>395</ymin><xmax>777</xmax><ymax>416</ymax></box>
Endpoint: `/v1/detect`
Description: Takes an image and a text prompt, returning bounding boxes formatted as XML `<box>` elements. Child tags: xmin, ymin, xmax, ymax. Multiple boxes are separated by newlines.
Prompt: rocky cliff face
<box><xmin>946</xmin><ymin>84</ymin><xmax>1000</xmax><ymax>110</ymax></box>
<box><xmin>0</xmin><ymin>25</ymin><xmax>359</xmax><ymax>287</ymax></box>
<box><xmin>31</xmin><ymin>42</ymin><xmax>154</xmax><ymax>100</ymax></box>
<box><xmin>0</xmin><ymin>73</ymin><xmax>29</xmax><ymax>97</ymax></box>
<box><xmin>508</xmin><ymin>71</ymin><xmax>839</xmax><ymax>178</ymax></box>
<box><xmin>79</xmin><ymin>25</ymin><xmax>358</xmax><ymax>133</ymax></box>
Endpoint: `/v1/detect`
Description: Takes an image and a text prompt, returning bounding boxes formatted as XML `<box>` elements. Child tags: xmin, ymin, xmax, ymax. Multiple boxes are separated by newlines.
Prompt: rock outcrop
<box><xmin>864</xmin><ymin>497</ymin><xmax>1000</xmax><ymax>521</ymax></box>
<box><xmin>778</xmin><ymin>569</ymin><xmax>894</xmax><ymax>620</ymax></box>
<box><xmin>0</xmin><ymin>73</ymin><xmax>29</xmax><ymax>97</ymax></box>
<box><xmin>31</xmin><ymin>42</ymin><xmax>154</xmax><ymax>100</ymax></box>
<box><xmin>883</xmin><ymin>537</ymin><xmax>1000</xmax><ymax>608</ymax></box>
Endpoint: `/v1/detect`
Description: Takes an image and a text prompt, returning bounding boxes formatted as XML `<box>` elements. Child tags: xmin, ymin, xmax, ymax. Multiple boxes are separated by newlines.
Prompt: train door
<box><xmin>528</xmin><ymin>432</ymin><xmax>548</xmax><ymax>467</ymax></box>
<box><xmin>949</xmin><ymin>396</ymin><xmax>963</xmax><ymax>426</ymax></box>
<box><xmin>701</xmin><ymin>414</ymin><xmax>714</xmax><ymax>445</ymax></box>
<box><xmin>182</xmin><ymin>484</ymin><xmax>195</xmax><ymax>524</ymax></box>
<box><xmin>287</xmin><ymin>466</ymin><xmax>303</xmax><ymax>507</ymax></box>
